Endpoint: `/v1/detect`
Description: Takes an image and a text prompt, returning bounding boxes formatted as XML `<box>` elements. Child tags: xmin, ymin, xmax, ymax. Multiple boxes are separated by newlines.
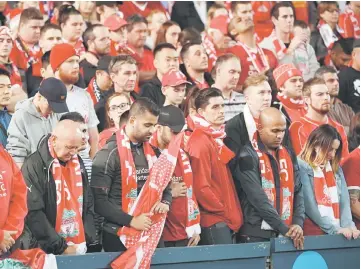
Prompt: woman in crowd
<box><xmin>155</xmin><ymin>21</ymin><xmax>181</xmax><ymax>49</ymax></box>
<box><xmin>98</xmin><ymin>92</ymin><xmax>130</xmax><ymax>149</ymax></box>
<box><xmin>298</xmin><ymin>124</ymin><xmax>360</xmax><ymax>239</ymax></box>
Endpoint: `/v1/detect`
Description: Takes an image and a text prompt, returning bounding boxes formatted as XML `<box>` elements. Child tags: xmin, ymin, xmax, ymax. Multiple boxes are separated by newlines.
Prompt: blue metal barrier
<box><xmin>55</xmin><ymin>235</ymin><xmax>359</xmax><ymax>269</ymax></box>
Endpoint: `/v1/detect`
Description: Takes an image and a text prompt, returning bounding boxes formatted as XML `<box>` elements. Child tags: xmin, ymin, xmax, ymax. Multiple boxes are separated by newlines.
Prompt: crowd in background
<box><xmin>0</xmin><ymin>1</ymin><xmax>360</xmax><ymax>267</ymax></box>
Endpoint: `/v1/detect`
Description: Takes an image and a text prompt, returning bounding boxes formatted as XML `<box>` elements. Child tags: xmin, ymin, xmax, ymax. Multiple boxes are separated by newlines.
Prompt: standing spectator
<box><xmin>58</xmin><ymin>5</ymin><xmax>85</xmax><ymax>56</ymax></box>
<box><xmin>6</xmin><ymin>78</ymin><xmax>68</xmax><ymax>168</ymax></box>
<box><xmin>9</xmin><ymin>8</ymin><xmax>43</xmax><ymax>70</ymax></box>
<box><xmin>315</xmin><ymin>66</ymin><xmax>355</xmax><ymax>135</ymax></box>
<box><xmin>171</xmin><ymin>1</ymin><xmax>208</xmax><ymax>32</ymax></box>
<box><xmin>141</xmin><ymin>43</ymin><xmax>179</xmax><ymax>107</ymax></box>
<box><xmin>50</xmin><ymin>43</ymin><xmax>99</xmax><ymax>159</ymax></box>
<box><xmin>232</xmin><ymin>107</ymin><xmax>304</xmax><ymax>247</ymax></box>
<box><xmin>96</xmin><ymin>55</ymin><xmax>139</xmax><ymax>132</ymax></box>
<box><xmin>260</xmin><ymin>3</ymin><xmax>319</xmax><ymax>80</ymax></box>
<box><xmin>342</xmin><ymin>146</ymin><xmax>360</xmax><ymax>229</ymax></box>
<box><xmin>155</xmin><ymin>21</ymin><xmax>181</xmax><ymax>49</ymax></box>
<box><xmin>126</xmin><ymin>15</ymin><xmax>155</xmax><ymax>76</ymax></box>
<box><xmin>80</xmin><ymin>24</ymin><xmax>111</xmax><ymax>87</ymax></box>
<box><xmin>0</xmin><ymin>69</ymin><xmax>12</xmax><ymax>147</ymax></box>
<box><xmin>227</xmin><ymin>2</ymin><xmax>278</xmax><ymax>88</ymax></box>
<box><xmin>289</xmin><ymin>78</ymin><xmax>349</xmax><ymax>159</ymax></box>
<box><xmin>146</xmin><ymin>10</ymin><xmax>167</xmax><ymax>50</ymax></box>
<box><xmin>120</xmin><ymin>1</ymin><xmax>168</xmax><ymax>20</ymax></box>
<box><xmin>212</xmin><ymin>54</ymin><xmax>245</xmax><ymax>122</ymax></box>
<box><xmin>95</xmin><ymin>2</ymin><xmax>118</xmax><ymax>25</ymax></box>
<box><xmin>0</xmin><ymin>145</ymin><xmax>27</xmax><ymax>255</ymax></box>
<box><xmin>298</xmin><ymin>125</ymin><xmax>359</xmax><ymax>239</ymax></box>
<box><xmin>98</xmin><ymin>92</ymin><xmax>130</xmax><ymax>150</ymax></box>
<box><xmin>272</xmin><ymin>64</ymin><xmax>306</xmax><ymax>123</ymax></box>
<box><xmin>185</xmin><ymin>88</ymin><xmax>242</xmax><ymax>245</ymax></box>
<box><xmin>21</xmin><ymin>120</ymin><xmax>96</xmax><ymax>255</ymax></box>
<box><xmin>86</xmin><ymin>55</ymin><xmax>113</xmax><ymax>106</ymax></box>
<box><xmin>150</xmin><ymin>106</ymin><xmax>201</xmax><ymax>248</ymax></box>
<box><xmin>161</xmin><ymin>69</ymin><xmax>189</xmax><ymax>107</ymax></box>
<box><xmin>91</xmin><ymin>98</ymin><xmax>171</xmax><ymax>252</ymax></box>
<box><xmin>224</xmin><ymin>74</ymin><xmax>272</xmax><ymax>155</ymax></box>
<box><xmin>180</xmin><ymin>42</ymin><xmax>213</xmax><ymax>90</ymax></box>
<box><xmin>338</xmin><ymin>39</ymin><xmax>360</xmax><ymax>113</ymax></box>
<box><xmin>310</xmin><ymin>1</ymin><xmax>344</xmax><ymax>65</ymax></box>
<box><xmin>339</xmin><ymin>1</ymin><xmax>360</xmax><ymax>39</ymax></box>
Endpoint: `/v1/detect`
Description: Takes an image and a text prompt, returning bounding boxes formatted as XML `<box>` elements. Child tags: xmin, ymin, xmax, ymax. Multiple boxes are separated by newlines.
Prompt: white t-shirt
<box><xmin>66</xmin><ymin>85</ymin><xmax>100</xmax><ymax>129</ymax></box>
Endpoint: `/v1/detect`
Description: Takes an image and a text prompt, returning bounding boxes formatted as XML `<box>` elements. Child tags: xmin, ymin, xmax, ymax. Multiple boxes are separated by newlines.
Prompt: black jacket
<box><xmin>231</xmin><ymin>139</ymin><xmax>305</xmax><ymax>239</ymax></box>
<box><xmin>140</xmin><ymin>75</ymin><xmax>164</xmax><ymax>107</ymax></box>
<box><xmin>90</xmin><ymin>134</ymin><xmax>172</xmax><ymax>235</ymax></box>
<box><xmin>180</xmin><ymin>64</ymin><xmax>214</xmax><ymax>90</ymax></box>
<box><xmin>20</xmin><ymin>135</ymin><xmax>96</xmax><ymax>254</ymax></box>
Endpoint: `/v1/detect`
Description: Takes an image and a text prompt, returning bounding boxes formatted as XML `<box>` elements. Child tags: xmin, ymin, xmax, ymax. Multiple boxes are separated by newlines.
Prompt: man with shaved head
<box><xmin>21</xmin><ymin>119</ymin><xmax>96</xmax><ymax>255</ymax></box>
<box><xmin>231</xmin><ymin>107</ymin><xmax>305</xmax><ymax>249</ymax></box>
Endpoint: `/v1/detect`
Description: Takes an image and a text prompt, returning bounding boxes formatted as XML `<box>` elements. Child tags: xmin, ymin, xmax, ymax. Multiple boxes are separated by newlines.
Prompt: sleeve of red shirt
<box><xmin>338</xmin><ymin>14</ymin><xmax>354</xmax><ymax>38</ymax></box>
<box><xmin>342</xmin><ymin>148</ymin><xmax>360</xmax><ymax>189</ymax></box>
<box><xmin>338</xmin><ymin>126</ymin><xmax>350</xmax><ymax>160</ymax></box>
<box><xmin>289</xmin><ymin>121</ymin><xmax>304</xmax><ymax>156</ymax></box>
<box><xmin>186</xmin><ymin>132</ymin><xmax>225</xmax><ymax>213</ymax></box>
<box><xmin>0</xmin><ymin>150</ymin><xmax>28</xmax><ymax>240</ymax></box>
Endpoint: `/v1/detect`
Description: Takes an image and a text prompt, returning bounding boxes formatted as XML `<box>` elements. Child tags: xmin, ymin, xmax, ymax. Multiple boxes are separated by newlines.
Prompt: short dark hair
<box><xmin>58</xmin><ymin>4</ymin><xmax>81</xmax><ymax>27</ymax></box>
<box><xmin>271</xmin><ymin>2</ymin><xmax>295</xmax><ymax>20</ymax></box>
<box><xmin>83</xmin><ymin>24</ymin><xmax>104</xmax><ymax>50</ymax></box>
<box><xmin>0</xmin><ymin>68</ymin><xmax>10</xmax><ymax>79</ymax></box>
<box><xmin>294</xmin><ymin>20</ymin><xmax>308</xmax><ymax>29</ymax></box>
<box><xmin>19</xmin><ymin>7</ymin><xmax>43</xmax><ymax>27</ymax></box>
<box><xmin>332</xmin><ymin>38</ymin><xmax>354</xmax><ymax>54</ymax></box>
<box><xmin>314</xmin><ymin>66</ymin><xmax>337</xmax><ymax>79</ymax></box>
<box><xmin>180</xmin><ymin>41</ymin><xmax>202</xmax><ymax>62</ymax></box>
<box><xmin>41</xmin><ymin>51</ymin><xmax>51</xmax><ymax>69</ymax></box>
<box><xmin>59</xmin><ymin>112</ymin><xmax>85</xmax><ymax>123</ymax></box>
<box><xmin>126</xmin><ymin>14</ymin><xmax>148</xmax><ymax>32</ymax></box>
<box><xmin>119</xmin><ymin>110</ymin><xmax>130</xmax><ymax>127</ymax></box>
<box><xmin>195</xmin><ymin>87</ymin><xmax>223</xmax><ymax>111</ymax></box>
<box><xmin>40</xmin><ymin>23</ymin><xmax>61</xmax><ymax>38</ymax></box>
<box><xmin>129</xmin><ymin>97</ymin><xmax>160</xmax><ymax>118</ymax></box>
<box><xmin>153</xmin><ymin>43</ymin><xmax>176</xmax><ymax>57</ymax></box>
<box><xmin>178</xmin><ymin>27</ymin><xmax>202</xmax><ymax>47</ymax></box>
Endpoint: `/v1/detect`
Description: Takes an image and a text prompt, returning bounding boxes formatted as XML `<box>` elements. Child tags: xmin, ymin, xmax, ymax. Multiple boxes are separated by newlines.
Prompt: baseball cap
<box><xmin>97</xmin><ymin>55</ymin><xmax>113</xmax><ymax>73</ymax></box>
<box><xmin>158</xmin><ymin>105</ymin><xmax>186</xmax><ymax>133</ymax></box>
<box><xmin>104</xmin><ymin>14</ymin><xmax>128</xmax><ymax>31</ymax></box>
<box><xmin>210</xmin><ymin>15</ymin><xmax>229</xmax><ymax>35</ymax></box>
<box><xmin>162</xmin><ymin>70</ymin><xmax>191</xmax><ymax>87</ymax></box>
<box><xmin>39</xmin><ymin>78</ymin><xmax>69</xmax><ymax>113</ymax></box>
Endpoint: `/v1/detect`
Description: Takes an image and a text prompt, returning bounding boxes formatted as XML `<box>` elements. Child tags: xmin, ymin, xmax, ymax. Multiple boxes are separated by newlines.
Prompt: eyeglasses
<box><xmin>326</xmin><ymin>8</ymin><xmax>340</xmax><ymax>13</ymax></box>
<box><xmin>110</xmin><ymin>103</ymin><xmax>130</xmax><ymax>111</ymax></box>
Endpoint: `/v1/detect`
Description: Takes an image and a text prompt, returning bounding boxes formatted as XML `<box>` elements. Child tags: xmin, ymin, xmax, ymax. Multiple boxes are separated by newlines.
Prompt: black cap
<box><xmin>97</xmin><ymin>55</ymin><xmax>113</xmax><ymax>73</ymax></box>
<box><xmin>353</xmin><ymin>39</ymin><xmax>360</xmax><ymax>49</ymax></box>
<box><xmin>158</xmin><ymin>105</ymin><xmax>185</xmax><ymax>133</ymax></box>
<box><xmin>39</xmin><ymin>78</ymin><xmax>69</xmax><ymax>113</ymax></box>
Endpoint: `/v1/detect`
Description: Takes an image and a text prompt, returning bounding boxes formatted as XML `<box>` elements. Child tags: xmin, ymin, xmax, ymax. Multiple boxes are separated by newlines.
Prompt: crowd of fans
<box><xmin>0</xmin><ymin>0</ymin><xmax>360</xmax><ymax>265</ymax></box>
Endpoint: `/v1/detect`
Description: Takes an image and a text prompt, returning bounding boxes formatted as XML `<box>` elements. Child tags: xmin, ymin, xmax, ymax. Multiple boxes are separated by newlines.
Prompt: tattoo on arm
<box><xmin>349</xmin><ymin>189</ymin><xmax>360</xmax><ymax>205</ymax></box>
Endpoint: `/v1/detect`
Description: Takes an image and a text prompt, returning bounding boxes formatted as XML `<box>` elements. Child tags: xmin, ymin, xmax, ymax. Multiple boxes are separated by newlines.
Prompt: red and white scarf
<box><xmin>201</xmin><ymin>31</ymin><xmax>218</xmax><ymax>69</ymax></box>
<box><xmin>112</xmin><ymin>132</ymin><xmax>183</xmax><ymax>269</ymax></box>
<box><xmin>14</xmin><ymin>37</ymin><xmax>42</xmax><ymax>68</ymax></box>
<box><xmin>270</xmin><ymin>30</ymin><xmax>294</xmax><ymax>60</ymax></box>
<box><xmin>49</xmin><ymin>141</ymin><xmax>86</xmax><ymax>254</ymax></box>
<box><xmin>318</xmin><ymin>19</ymin><xmax>344</xmax><ymax>50</ymax></box>
<box><xmin>313</xmin><ymin>162</ymin><xmax>340</xmax><ymax>227</ymax></box>
<box><xmin>251</xmin><ymin>138</ymin><xmax>294</xmax><ymax>230</ymax></box>
<box><xmin>237</xmin><ymin>41</ymin><xmax>270</xmax><ymax>73</ymax></box>
<box><xmin>2</xmin><ymin>248</ymin><xmax>58</xmax><ymax>269</ymax></box>
<box><xmin>277</xmin><ymin>92</ymin><xmax>307</xmax><ymax>111</ymax></box>
<box><xmin>345</xmin><ymin>5</ymin><xmax>360</xmax><ymax>38</ymax></box>
<box><xmin>192</xmin><ymin>114</ymin><xmax>234</xmax><ymax>164</ymax></box>
<box><xmin>149</xmin><ymin>132</ymin><xmax>201</xmax><ymax>238</ymax></box>
<box><xmin>116</xmin><ymin>127</ymin><xmax>157</xmax><ymax>214</ymax></box>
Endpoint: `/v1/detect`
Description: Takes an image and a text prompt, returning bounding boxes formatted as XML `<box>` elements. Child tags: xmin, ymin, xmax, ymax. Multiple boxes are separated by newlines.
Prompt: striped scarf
<box><xmin>318</xmin><ymin>19</ymin><xmax>344</xmax><ymax>50</ymax></box>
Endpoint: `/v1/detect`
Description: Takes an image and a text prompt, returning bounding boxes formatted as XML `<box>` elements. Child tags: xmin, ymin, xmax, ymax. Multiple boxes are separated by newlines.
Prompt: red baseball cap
<box><xmin>104</xmin><ymin>14</ymin><xmax>128</xmax><ymax>31</ymax></box>
<box><xmin>162</xmin><ymin>70</ymin><xmax>191</xmax><ymax>87</ymax></box>
<box><xmin>210</xmin><ymin>15</ymin><xmax>229</xmax><ymax>35</ymax></box>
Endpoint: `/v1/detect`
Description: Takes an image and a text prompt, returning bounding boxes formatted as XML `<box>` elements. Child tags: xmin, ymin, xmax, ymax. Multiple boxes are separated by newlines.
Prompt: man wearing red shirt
<box><xmin>273</xmin><ymin>63</ymin><xmax>306</xmax><ymax>123</ymax></box>
<box><xmin>339</xmin><ymin>2</ymin><xmax>360</xmax><ymax>39</ymax></box>
<box><xmin>9</xmin><ymin>7</ymin><xmax>43</xmax><ymax>71</ymax></box>
<box><xmin>186</xmin><ymin>88</ymin><xmax>242</xmax><ymax>245</ymax></box>
<box><xmin>0</xmin><ymin>145</ymin><xmax>27</xmax><ymax>255</ymax></box>
<box><xmin>289</xmin><ymin>77</ymin><xmax>349</xmax><ymax>159</ymax></box>
<box><xmin>228</xmin><ymin>2</ymin><xmax>277</xmax><ymax>89</ymax></box>
<box><xmin>342</xmin><ymin>147</ymin><xmax>360</xmax><ymax>229</ymax></box>
<box><xmin>120</xmin><ymin>1</ymin><xmax>168</xmax><ymax>20</ymax></box>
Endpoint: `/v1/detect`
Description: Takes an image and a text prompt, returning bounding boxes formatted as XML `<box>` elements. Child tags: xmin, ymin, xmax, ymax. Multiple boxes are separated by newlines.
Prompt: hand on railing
<box><xmin>286</xmin><ymin>224</ymin><xmax>304</xmax><ymax>250</ymax></box>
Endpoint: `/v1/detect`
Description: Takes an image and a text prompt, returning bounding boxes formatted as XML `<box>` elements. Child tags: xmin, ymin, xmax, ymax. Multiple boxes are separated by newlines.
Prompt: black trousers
<box><xmin>102</xmin><ymin>231</ymin><xmax>165</xmax><ymax>252</ymax></box>
<box><xmin>164</xmin><ymin>239</ymin><xmax>188</xmax><ymax>248</ymax></box>
<box><xmin>200</xmin><ymin>222</ymin><xmax>234</xmax><ymax>245</ymax></box>
<box><xmin>238</xmin><ymin>235</ymin><xmax>270</xmax><ymax>243</ymax></box>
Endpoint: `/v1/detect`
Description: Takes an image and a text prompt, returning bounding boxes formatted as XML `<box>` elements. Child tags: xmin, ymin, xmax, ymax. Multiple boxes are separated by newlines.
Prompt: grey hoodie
<box><xmin>6</xmin><ymin>98</ymin><xmax>62</xmax><ymax>164</ymax></box>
